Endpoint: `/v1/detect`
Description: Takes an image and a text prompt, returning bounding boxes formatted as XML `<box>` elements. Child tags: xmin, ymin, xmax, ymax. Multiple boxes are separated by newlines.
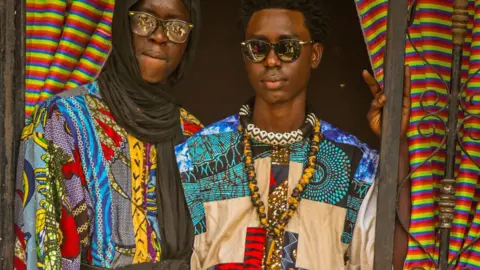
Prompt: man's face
<box><xmin>244</xmin><ymin>9</ymin><xmax>322</xmax><ymax>105</ymax></box>
<box><xmin>131</xmin><ymin>0</ymin><xmax>190</xmax><ymax>84</ymax></box>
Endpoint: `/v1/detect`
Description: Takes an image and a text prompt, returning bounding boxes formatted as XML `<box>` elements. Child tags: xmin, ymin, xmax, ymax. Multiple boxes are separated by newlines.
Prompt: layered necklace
<box><xmin>239</xmin><ymin>103</ymin><xmax>322</xmax><ymax>268</ymax></box>
<box><xmin>239</xmin><ymin>103</ymin><xmax>317</xmax><ymax>146</ymax></box>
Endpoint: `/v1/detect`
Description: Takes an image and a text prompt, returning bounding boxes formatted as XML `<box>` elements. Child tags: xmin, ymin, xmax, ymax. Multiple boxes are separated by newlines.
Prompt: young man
<box><xmin>175</xmin><ymin>0</ymin><xmax>411</xmax><ymax>269</ymax></box>
<box><xmin>14</xmin><ymin>0</ymin><xmax>202</xmax><ymax>269</ymax></box>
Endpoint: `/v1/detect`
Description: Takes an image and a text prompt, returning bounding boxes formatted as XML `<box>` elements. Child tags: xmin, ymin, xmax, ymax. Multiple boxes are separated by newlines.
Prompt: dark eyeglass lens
<box><xmin>131</xmin><ymin>13</ymin><xmax>156</xmax><ymax>36</ymax></box>
<box><xmin>245</xmin><ymin>40</ymin><xmax>269</xmax><ymax>62</ymax></box>
<box><xmin>165</xmin><ymin>21</ymin><xmax>190</xmax><ymax>43</ymax></box>
<box><xmin>276</xmin><ymin>40</ymin><xmax>300</xmax><ymax>62</ymax></box>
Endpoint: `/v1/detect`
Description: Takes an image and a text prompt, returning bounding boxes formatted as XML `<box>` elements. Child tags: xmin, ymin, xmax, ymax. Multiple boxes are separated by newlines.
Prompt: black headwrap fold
<box><xmin>94</xmin><ymin>0</ymin><xmax>201</xmax><ymax>269</ymax></box>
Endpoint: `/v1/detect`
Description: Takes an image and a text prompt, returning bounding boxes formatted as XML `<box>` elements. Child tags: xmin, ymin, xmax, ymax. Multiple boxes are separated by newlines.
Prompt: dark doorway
<box><xmin>175</xmin><ymin>0</ymin><xmax>379</xmax><ymax>149</ymax></box>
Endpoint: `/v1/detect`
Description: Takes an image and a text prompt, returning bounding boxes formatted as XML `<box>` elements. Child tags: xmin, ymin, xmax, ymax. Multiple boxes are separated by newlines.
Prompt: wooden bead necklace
<box><xmin>239</xmin><ymin>118</ymin><xmax>322</xmax><ymax>267</ymax></box>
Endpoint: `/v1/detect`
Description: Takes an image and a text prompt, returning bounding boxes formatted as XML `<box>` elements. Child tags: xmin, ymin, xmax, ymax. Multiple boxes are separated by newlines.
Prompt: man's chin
<box><xmin>141</xmin><ymin>73</ymin><xmax>167</xmax><ymax>85</ymax></box>
<box><xmin>259</xmin><ymin>92</ymin><xmax>291</xmax><ymax>106</ymax></box>
<box><xmin>138</xmin><ymin>60</ymin><xmax>169</xmax><ymax>84</ymax></box>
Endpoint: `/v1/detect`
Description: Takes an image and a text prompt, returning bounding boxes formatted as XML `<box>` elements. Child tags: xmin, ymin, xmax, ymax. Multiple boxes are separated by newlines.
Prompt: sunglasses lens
<box><xmin>276</xmin><ymin>40</ymin><xmax>301</xmax><ymax>62</ymax></box>
<box><xmin>165</xmin><ymin>21</ymin><xmax>191</xmax><ymax>43</ymax></box>
<box><xmin>130</xmin><ymin>13</ymin><xmax>157</xmax><ymax>36</ymax></box>
<box><xmin>243</xmin><ymin>40</ymin><xmax>270</xmax><ymax>62</ymax></box>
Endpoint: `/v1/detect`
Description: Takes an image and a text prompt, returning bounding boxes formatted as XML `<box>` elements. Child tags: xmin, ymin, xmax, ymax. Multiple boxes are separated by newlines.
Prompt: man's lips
<box><xmin>142</xmin><ymin>51</ymin><xmax>168</xmax><ymax>60</ymax></box>
<box><xmin>262</xmin><ymin>77</ymin><xmax>287</xmax><ymax>89</ymax></box>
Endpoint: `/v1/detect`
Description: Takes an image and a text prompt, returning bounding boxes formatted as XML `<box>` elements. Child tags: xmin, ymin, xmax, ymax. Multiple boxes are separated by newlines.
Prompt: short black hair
<box><xmin>238</xmin><ymin>0</ymin><xmax>330</xmax><ymax>43</ymax></box>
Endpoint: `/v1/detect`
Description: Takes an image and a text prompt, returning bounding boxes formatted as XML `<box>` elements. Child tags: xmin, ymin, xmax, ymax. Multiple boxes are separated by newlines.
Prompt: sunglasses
<box><xmin>128</xmin><ymin>11</ymin><xmax>194</xmax><ymax>44</ymax></box>
<box><xmin>241</xmin><ymin>39</ymin><xmax>314</xmax><ymax>63</ymax></box>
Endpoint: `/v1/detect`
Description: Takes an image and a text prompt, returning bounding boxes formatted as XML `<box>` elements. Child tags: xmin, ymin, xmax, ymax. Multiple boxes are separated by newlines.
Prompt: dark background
<box><xmin>174</xmin><ymin>0</ymin><xmax>380</xmax><ymax>149</ymax></box>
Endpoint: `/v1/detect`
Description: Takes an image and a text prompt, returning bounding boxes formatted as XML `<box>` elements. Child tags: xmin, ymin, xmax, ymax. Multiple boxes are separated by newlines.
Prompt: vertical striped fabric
<box><xmin>457</xmin><ymin>1</ymin><xmax>480</xmax><ymax>267</ymax></box>
<box><xmin>25</xmin><ymin>0</ymin><xmax>114</xmax><ymax>122</ymax></box>
<box><xmin>355</xmin><ymin>0</ymin><xmax>480</xmax><ymax>268</ymax></box>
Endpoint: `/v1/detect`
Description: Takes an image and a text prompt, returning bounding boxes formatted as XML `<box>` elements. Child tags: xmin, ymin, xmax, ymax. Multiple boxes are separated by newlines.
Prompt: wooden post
<box><xmin>0</xmin><ymin>0</ymin><xmax>25</xmax><ymax>268</ymax></box>
<box><xmin>373</xmin><ymin>0</ymin><xmax>410</xmax><ymax>268</ymax></box>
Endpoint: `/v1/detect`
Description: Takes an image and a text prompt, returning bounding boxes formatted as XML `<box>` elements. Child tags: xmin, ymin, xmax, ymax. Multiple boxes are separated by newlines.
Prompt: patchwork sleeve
<box><xmin>14</xmin><ymin>103</ymin><xmax>83</xmax><ymax>270</ymax></box>
<box><xmin>348</xmin><ymin>146</ymin><xmax>380</xmax><ymax>269</ymax></box>
<box><xmin>175</xmin><ymin>139</ymin><xmax>207</xmax><ymax>269</ymax></box>
<box><xmin>349</xmin><ymin>174</ymin><xmax>378</xmax><ymax>269</ymax></box>
<box><xmin>174</xmin><ymin>139</ymin><xmax>206</xmax><ymax>236</ymax></box>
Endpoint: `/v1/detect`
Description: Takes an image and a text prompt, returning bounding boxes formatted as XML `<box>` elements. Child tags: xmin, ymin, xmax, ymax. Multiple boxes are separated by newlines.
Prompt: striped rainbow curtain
<box><xmin>25</xmin><ymin>0</ymin><xmax>114</xmax><ymax>121</ymax></box>
<box><xmin>355</xmin><ymin>0</ymin><xmax>480</xmax><ymax>268</ymax></box>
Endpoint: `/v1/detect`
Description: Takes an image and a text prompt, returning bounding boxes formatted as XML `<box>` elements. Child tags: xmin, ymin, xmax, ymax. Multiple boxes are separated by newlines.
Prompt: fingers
<box><xmin>364</xmin><ymin>66</ymin><xmax>411</xmax><ymax>138</ymax></box>
<box><xmin>367</xmin><ymin>104</ymin><xmax>382</xmax><ymax>137</ymax></box>
<box><xmin>367</xmin><ymin>95</ymin><xmax>387</xmax><ymax>120</ymax></box>
<box><xmin>374</xmin><ymin>94</ymin><xmax>387</xmax><ymax>109</ymax></box>
<box><xmin>363</xmin><ymin>66</ymin><xmax>411</xmax><ymax>98</ymax></box>
<box><xmin>363</xmin><ymin>69</ymin><xmax>381</xmax><ymax>97</ymax></box>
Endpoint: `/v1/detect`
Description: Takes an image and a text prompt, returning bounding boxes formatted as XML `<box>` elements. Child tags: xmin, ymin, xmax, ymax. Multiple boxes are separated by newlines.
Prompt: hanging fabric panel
<box><xmin>355</xmin><ymin>0</ymin><xmax>480</xmax><ymax>268</ymax></box>
<box><xmin>25</xmin><ymin>0</ymin><xmax>114</xmax><ymax>122</ymax></box>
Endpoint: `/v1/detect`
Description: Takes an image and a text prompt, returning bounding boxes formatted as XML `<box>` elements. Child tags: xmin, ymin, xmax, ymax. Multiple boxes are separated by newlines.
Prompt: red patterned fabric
<box><xmin>211</xmin><ymin>227</ymin><xmax>266</xmax><ymax>270</ymax></box>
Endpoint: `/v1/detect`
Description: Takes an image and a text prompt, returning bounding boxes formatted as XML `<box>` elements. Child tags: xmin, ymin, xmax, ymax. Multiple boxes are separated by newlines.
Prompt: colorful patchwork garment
<box><xmin>13</xmin><ymin>81</ymin><xmax>203</xmax><ymax>270</ymax></box>
<box><xmin>175</xmin><ymin>115</ymin><xmax>379</xmax><ymax>270</ymax></box>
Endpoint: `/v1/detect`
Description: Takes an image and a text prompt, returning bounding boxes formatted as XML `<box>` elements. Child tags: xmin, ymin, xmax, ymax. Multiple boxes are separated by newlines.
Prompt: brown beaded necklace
<box><xmin>239</xmin><ymin>118</ymin><xmax>322</xmax><ymax>267</ymax></box>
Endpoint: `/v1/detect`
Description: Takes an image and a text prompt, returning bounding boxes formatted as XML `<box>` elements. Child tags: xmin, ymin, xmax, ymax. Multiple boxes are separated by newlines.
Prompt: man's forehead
<box><xmin>134</xmin><ymin>0</ymin><xmax>188</xmax><ymax>20</ymax></box>
<box><xmin>246</xmin><ymin>9</ymin><xmax>308</xmax><ymax>39</ymax></box>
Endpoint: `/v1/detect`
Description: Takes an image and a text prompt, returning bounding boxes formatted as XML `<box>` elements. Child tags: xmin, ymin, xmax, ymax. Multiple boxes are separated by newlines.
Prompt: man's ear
<box><xmin>311</xmin><ymin>42</ymin><xmax>323</xmax><ymax>69</ymax></box>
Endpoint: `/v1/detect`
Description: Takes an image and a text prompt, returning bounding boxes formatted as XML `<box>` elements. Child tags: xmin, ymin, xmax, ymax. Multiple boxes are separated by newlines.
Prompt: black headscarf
<box><xmin>95</xmin><ymin>0</ymin><xmax>201</xmax><ymax>269</ymax></box>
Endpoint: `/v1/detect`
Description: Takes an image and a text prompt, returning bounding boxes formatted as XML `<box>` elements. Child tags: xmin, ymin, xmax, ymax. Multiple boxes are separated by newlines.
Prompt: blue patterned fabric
<box><xmin>175</xmin><ymin>114</ymin><xmax>380</xmax><ymax>242</ymax></box>
<box><xmin>57</xmin><ymin>87</ymin><xmax>115</xmax><ymax>265</ymax></box>
<box><xmin>14</xmin><ymin>82</ymin><xmax>203</xmax><ymax>269</ymax></box>
<box><xmin>321</xmin><ymin>121</ymin><xmax>379</xmax><ymax>185</ymax></box>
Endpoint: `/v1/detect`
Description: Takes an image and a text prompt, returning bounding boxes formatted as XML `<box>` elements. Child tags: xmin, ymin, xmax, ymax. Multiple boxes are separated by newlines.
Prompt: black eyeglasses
<box><xmin>241</xmin><ymin>39</ymin><xmax>314</xmax><ymax>63</ymax></box>
<box><xmin>129</xmin><ymin>11</ymin><xmax>194</xmax><ymax>44</ymax></box>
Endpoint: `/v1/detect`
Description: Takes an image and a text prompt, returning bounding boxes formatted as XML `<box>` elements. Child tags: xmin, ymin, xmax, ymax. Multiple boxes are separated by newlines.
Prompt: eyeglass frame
<box><xmin>241</xmin><ymin>39</ymin><xmax>315</xmax><ymax>63</ymax></box>
<box><xmin>128</xmin><ymin>11</ymin><xmax>194</xmax><ymax>43</ymax></box>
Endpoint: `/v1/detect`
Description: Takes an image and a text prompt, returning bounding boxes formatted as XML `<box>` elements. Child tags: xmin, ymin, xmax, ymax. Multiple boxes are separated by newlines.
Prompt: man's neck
<box><xmin>252</xmin><ymin>92</ymin><xmax>307</xmax><ymax>133</ymax></box>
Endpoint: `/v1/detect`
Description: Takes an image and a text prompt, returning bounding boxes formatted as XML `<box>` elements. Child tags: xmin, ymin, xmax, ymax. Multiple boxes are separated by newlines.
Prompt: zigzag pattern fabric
<box><xmin>25</xmin><ymin>0</ymin><xmax>114</xmax><ymax>122</ymax></box>
<box><xmin>355</xmin><ymin>0</ymin><xmax>480</xmax><ymax>268</ymax></box>
<box><xmin>246</xmin><ymin>124</ymin><xmax>305</xmax><ymax>145</ymax></box>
